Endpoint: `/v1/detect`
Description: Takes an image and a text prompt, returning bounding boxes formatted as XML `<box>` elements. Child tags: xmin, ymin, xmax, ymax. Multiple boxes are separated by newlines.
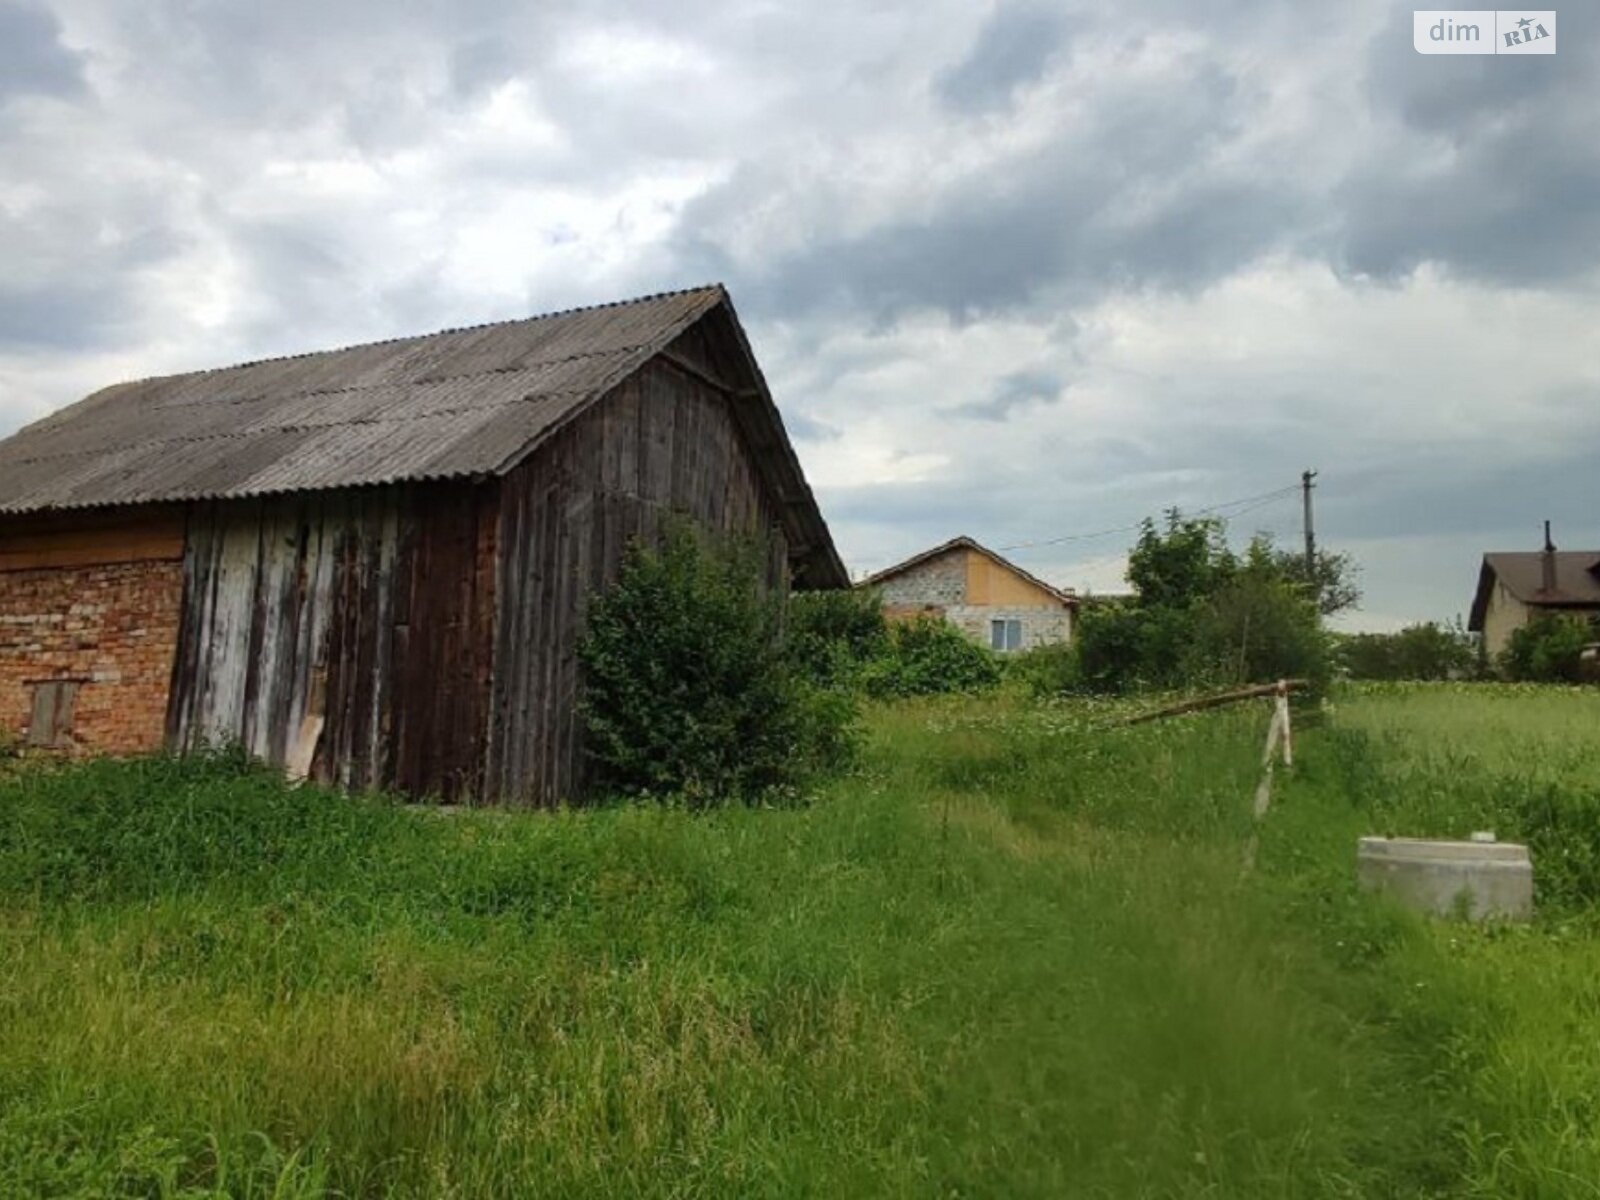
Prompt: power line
<box><xmin>1216</xmin><ymin>489</ymin><xmax>1302</xmax><ymax>525</ymax></box>
<box><xmin>996</xmin><ymin>484</ymin><xmax>1302</xmax><ymax>553</ymax></box>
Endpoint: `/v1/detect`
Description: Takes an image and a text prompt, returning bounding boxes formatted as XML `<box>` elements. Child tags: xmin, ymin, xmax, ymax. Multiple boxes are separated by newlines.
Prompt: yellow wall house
<box><xmin>860</xmin><ymin>536</ymin><xmax>1076</xmax><ymax>652</ymax></box>
<box><xmin>1468</xmin><ymin>526</ymin><xmax>1600</xmax><ymax>659</ymax></box>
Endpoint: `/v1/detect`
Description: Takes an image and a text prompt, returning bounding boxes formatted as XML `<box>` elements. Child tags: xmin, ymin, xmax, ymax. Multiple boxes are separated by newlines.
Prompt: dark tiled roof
<box><xmin>0</xmin><ymin>286</ymin><xmax>725</xmax><ymax>513</ymax></box>
<box><xmin>1469</xmin><ymin>551</ymin><xmax>1600</xmax><ymax>630</ymax></box>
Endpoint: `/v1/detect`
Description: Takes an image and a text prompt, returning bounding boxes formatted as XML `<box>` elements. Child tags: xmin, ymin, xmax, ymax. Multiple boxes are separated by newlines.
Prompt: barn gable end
<box><xmin>487</xmin><ymin>311</ymin><xmax>796</xmax><ymax>804</ymax></box>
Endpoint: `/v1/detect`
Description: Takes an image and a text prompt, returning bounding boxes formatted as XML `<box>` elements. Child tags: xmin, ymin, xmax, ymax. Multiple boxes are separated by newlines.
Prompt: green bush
<box><xmin>785</xmin><ymin>590</ymin><xmax>1009</xmax><ymax>701</ymax></box>
<box><xmin>1005</xmin><ymin>639</ymin><xmax>1082</xmax><ymax>697</ymax></box>
<box><xmin>1073</xmin><ymin>517</ymin><xmax>1342</xmax><ymax>695</ymax></box>
<box><xmin>578</xmin><ymin>526</ymin><xmax>856</xmax><ymax>805</ymax></box>
<box><xmin>1501</xmin><ymin>613</ymin><xmax>1596</xmax><ymax>683</ymax></box>
<box><xmin>1126</xmin><ymin>511</ymin><xmax>1234</xmax><ymax>609</ymax></box>
<box><xmin>1073</xmin><ymin>603</ymin><xmax>1150</xmax><ymax>694</ymax></box>
<box><xmin>787</xmin><ymin>588</ymin><xmax>889</xmax><ymax>689</ymax></box>
<box><xmin>1186</xmin><ymin>572</ymin><xmax>1333</xmax><ymax>695</ymax></box>
<box><xmin>1074</xmin><ymin>600</ymin><xmax>1242</xmax><ymax>694</ymax></box>
<box><xmin>1337</xmin><ymin>622</ymin><xmax>1479</xmax><ymax>681</ymax></box>
<box><xmin>862</xmin><ymin>616</ymin><xmax>1001</xmax><ymax>698</ymax></box>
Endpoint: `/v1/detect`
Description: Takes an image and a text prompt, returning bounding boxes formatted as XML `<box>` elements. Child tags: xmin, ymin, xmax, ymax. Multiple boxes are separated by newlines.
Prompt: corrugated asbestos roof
<box><xmin>0</xmin><ymin>286</ymin><xmax>725</xmax><ymax>513</ymax></box>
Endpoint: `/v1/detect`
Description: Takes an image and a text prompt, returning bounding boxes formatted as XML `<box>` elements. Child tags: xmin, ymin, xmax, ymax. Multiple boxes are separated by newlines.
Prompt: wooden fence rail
<box><xmin>1123</xmin><ymin>678</ymin><xmax>1308</xmax><ymax>726</ymax></box>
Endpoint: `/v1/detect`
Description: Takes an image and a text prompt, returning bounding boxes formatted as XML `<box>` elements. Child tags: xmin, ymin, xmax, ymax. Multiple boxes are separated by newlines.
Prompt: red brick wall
<box><xmin>0</xmin><ymin>558</ymin><xmax>184</xmax><ymax>754</ymax></box>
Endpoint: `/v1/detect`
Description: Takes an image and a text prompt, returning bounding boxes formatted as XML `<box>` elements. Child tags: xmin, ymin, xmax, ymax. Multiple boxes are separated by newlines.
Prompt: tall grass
<box><xmin>1317</xmin><ymin>683</ymin><xmax>1600</xmax><ymax>908</ymax></box>
<box><xmin>0</xmin><ymin>685</ymin><xmax>1595</xmax><ymax>1195</ymax></box>
<box><xmin>1267</xmin><ymin>682</ymin><xmax>1600</xmax><ymax>1197</ymax></box>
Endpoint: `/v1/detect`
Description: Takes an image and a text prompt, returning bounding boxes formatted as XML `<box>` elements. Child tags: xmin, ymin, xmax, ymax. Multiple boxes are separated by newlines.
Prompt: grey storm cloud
<box><xmin>935</xmin><ymin>1</ymin><xmax>1071</xmax><ymax>113</ymax></box>
<box><xmin>0</xmin><ymin>2</ymin><xmax>84</xmax><ymax>103</ymax></box>
<box><xmin>672</xmin><ymin>56</ymin><xmax>1296</xmax><ymax>326</ymax></box>
<box><xmin>1333</xmin><ymin>436</ymin><xmax>1600</xmax><ymax>543</ymax></box>
<box><xmin>943</xmin><ymin>368</ymin><xmax>1065</xmax><ymax>420</ymax></box>
<box><xmin>0</xmin><ymin>282</ymin><xmax>125</xmax><ymax>351</ymax></box>
<box><xmin>668</xmin><ymin>3</ymin><xmax>1600</xmax><ymax>330</ymax></box>
<box><xmin>826</xmin><ymin>474</ymin><xmax>1032</xmax><ymax>538</ymax></box>
<box><xmin>0</xmin><ymin>178</ymin><xmax>189</xmax><ymax>352</ymax></box>
<box><xmin>1337</xmin><ymin>7</ymin><xmax>1600</xmax><ymax>285</ymax></box>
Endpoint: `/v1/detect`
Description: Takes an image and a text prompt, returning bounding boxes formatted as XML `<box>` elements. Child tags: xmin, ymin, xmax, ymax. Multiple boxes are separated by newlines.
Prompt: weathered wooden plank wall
<box><xmin>167</xmin><ymin>483</ymin><xmax>497</xmax><ymax>800</ymax></box>
<box><xmin>486</xmin><ymin>325</ymin><xmax>790</xmax><ymax>807</ymax></box>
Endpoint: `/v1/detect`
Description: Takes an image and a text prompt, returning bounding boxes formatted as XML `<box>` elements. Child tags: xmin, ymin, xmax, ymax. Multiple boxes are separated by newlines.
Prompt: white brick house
<box><xmin>861</xmin><ymin>536</ymin><xmax>1076</xmax><ymax>652</ymax></box>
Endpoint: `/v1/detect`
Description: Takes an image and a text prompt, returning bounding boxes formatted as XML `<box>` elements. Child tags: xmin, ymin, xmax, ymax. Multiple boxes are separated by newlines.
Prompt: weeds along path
<box><xmin>0</xmin><ymin>687</ymin><xmax>1593</xmax><ymax>1196</ymax></box>
<box><xmin>1265</xmin><ymin>682</ymin><xmax>1600</xmax><ymax>1198</ymax></box>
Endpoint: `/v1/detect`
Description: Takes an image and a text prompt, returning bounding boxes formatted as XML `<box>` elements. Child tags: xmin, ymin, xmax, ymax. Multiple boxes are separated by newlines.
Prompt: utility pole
<box><xmin>1301</xmin><ymin>469</ymin><xmax>1318</xmax><ymax>579</ymax></box>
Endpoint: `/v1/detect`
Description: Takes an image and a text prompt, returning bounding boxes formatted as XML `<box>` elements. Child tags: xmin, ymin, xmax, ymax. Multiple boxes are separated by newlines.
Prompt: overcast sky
<box><xmin>2</xmin><ymin>1</ymin><xmax>1595</xmax><ymax>629</ymax></box>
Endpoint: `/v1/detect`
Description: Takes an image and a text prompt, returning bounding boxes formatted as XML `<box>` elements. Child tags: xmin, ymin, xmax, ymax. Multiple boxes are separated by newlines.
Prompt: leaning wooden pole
<box><xmin>1123</xmin><ymin>678</ymin><xmax>1308</xmax><ymax>726</ymax></box>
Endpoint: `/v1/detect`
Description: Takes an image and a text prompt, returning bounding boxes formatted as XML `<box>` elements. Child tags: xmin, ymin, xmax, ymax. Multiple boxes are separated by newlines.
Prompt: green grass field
<box><xmin>1</xmin><ymin>683</ymin><xmax>1598</xmax><ymax>1197</ymax></box>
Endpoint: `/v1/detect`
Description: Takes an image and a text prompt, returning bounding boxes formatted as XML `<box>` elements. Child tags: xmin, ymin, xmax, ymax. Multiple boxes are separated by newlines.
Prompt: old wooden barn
<box><xmin>0</xmin><ymin>286</ymin><xmax>846</xmax><ymax>804</ymax></box>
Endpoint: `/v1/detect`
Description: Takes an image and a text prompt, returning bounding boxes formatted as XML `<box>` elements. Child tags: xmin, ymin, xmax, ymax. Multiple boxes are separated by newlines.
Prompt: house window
<box><xmin>990</xmin><ymin>618</ymin><xmax>1022</xmax><ymax>652</ymax></box>
<box><xmin>27</xmin><ymin>680</ymin><xmax>81</xmax><ymax>748</ymax></box>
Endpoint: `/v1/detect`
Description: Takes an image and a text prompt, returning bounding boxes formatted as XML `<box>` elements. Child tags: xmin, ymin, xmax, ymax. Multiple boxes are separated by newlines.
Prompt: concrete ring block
<box><xmin>1357</xmin><ymin>836</ymin><xmax>1533</xmax><ymax>921</ymax></box>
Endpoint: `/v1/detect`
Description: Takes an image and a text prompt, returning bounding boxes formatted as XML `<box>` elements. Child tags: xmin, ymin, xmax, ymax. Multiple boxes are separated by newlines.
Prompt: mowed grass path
<box><xmin>0</xmin><ymin>684</ymin><xmax>1596</xmax><ymax>1196</ymax></box>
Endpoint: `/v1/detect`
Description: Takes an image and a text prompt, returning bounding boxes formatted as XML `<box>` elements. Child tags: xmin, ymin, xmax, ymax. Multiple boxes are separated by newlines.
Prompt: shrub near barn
<box><xmin>786</xmin><ymin>588</ymin><xmax>891</xmax><ymax>691</ymax></box>
<box><xmin>578</xmin><ymin>526</ymin><xmax>855</xmax><ymax>805</ymax></box>
<box><xmin>861</xmin><ymin>617</ymin><xmax>1002</xmax><ymax>698</ymax></box>
<box><xmin>787</xmin><ymin>590</ymin><xmax>1003</xmax><ymax>699</ymax></box>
